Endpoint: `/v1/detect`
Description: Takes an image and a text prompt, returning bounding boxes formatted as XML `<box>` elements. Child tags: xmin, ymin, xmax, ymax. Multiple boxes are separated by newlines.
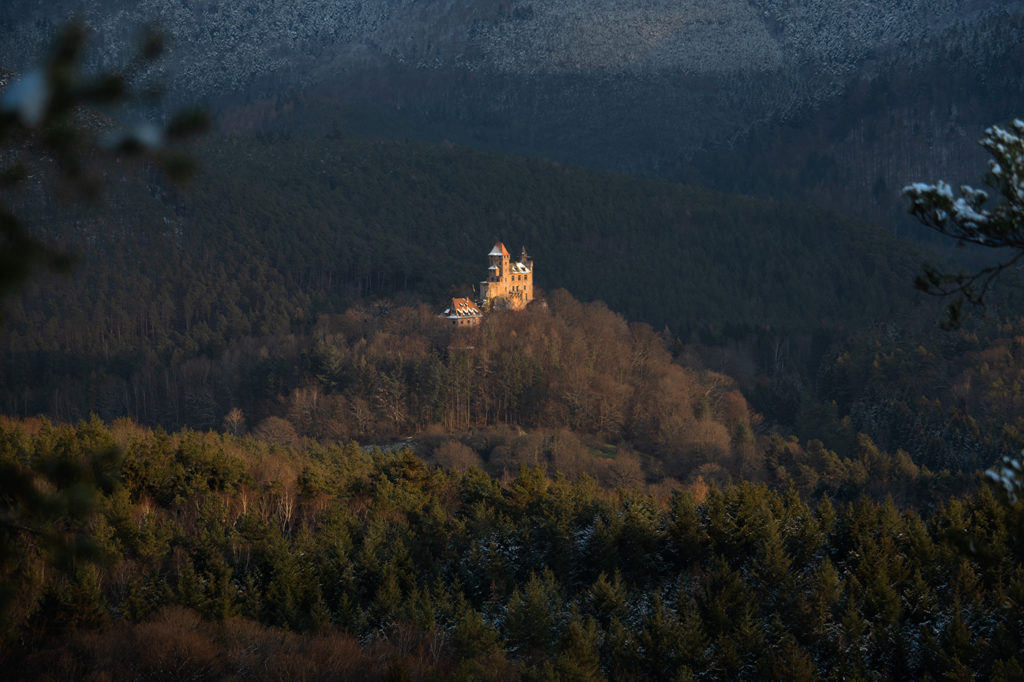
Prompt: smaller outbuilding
<box><xmin>440</xmin><ymin>297</ymin><xmax>483</xmax><ymax>327</ymax></box>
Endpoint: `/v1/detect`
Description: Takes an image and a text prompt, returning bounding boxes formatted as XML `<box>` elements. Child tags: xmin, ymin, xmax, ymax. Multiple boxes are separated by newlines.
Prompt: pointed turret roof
<box><xmin>489</xmin><ymin>242</ymin><xmax>510</xmax><ymax>257</ymax></box>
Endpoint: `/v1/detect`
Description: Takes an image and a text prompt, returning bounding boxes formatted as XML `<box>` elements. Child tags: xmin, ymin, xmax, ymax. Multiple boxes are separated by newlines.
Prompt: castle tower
<box><xmin>487</xmin><ymin>242</ymin><xmax>508</xmax><ymax>282</ymax></box>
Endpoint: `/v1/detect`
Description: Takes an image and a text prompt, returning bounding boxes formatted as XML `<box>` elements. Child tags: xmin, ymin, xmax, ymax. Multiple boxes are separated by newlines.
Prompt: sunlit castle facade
<box><xmin>439</xmin><ymin>242</ymin><xmax>534</xmax><ymax>326</ymax></box>
<box><xmin>480</xmin><ymin>242</ymin><xmax>534</xmax><ymax>311</ymax></box>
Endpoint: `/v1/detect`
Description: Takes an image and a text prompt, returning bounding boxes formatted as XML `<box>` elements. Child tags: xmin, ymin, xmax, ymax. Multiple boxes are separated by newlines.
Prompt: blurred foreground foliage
<box><xmin>1</xmin><ymin>22</ymin><xmax>206</xmax><ymax>300</ymax></box>
<box><xmin>1</xmin><ymin>21</ymin><xmax>205</xmax><ymax>643</ymax></box>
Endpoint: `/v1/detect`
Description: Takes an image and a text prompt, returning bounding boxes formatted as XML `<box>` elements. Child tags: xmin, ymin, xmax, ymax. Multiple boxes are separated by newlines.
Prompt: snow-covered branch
<box><xmin>986</xmin><ymin>452</ymin><xmax>1024</xmax><ymax>503</ymax></box>
<box><xmin>903</xmin><ymin>119</ymin><xmax>1024</xmax><ymax>325</ymax></box>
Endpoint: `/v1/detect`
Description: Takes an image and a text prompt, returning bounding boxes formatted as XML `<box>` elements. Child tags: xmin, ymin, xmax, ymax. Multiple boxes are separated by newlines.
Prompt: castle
<box><xmin>440</xmin><ymin>242</ymin><xmax>534</xmax><ymax>327</ymax></box>
<box><xmin>480</xmin><ymin>242</ymin><xmax>534</xmax><ymax>311</ymax></box>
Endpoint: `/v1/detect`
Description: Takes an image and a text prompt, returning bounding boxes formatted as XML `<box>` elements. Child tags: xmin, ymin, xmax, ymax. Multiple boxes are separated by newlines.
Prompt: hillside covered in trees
<box><xmin>8</xmin><ymin>132</ymin><xmax>929</xmax><ymax>341</ymax></box>
<box><xmin>2</xmin><ymin>416</ymin><xmax>1021</xmax><ymax>680</ymax></box>
<box><xmin>7</xmin><ymin>130</ymin><xmax>1024</xmax><ymax>476</ymax></box>
<box><xmin>4</xmin><ymin>213</ymin><xmax>1022</xmax><ymax>677</ymax></box>
<box><xmin>0</xmin><ymin>133</ymin><xmax>927</xmax><ymax>412</ymax></box>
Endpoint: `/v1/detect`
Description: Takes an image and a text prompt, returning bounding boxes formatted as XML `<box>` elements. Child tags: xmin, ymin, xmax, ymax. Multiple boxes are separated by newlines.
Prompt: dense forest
<box><xmin>2</xmin><ymin>416</ymin><xmax>1021</xmax><ymax>680</ymax></box>
<box><xmin>3</xmin><ymin>267</ymin><xmax>1023</xmax><ymax>678</ymax></box>
<box><xmin>0</xmin><ymin>139</ymin><xmax>944</xmax><ymax>385</ymax></box>
<box><xmin>5</xmin><ymin>131</ymin><xmax>1024</xmax><ymax>478</ymax></box>
<box><xmin>8</xmin><ymin>131</ymin><xmax>931</xmax><ymax>339</ymax></box>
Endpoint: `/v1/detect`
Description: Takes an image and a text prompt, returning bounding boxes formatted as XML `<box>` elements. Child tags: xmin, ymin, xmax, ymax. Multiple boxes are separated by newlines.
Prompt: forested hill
<box><xmin>2</xmin><ymin>416</ymin><xmax>1021</xmax><ymax>679</ymax></box>
<box><xmin>2</xmin><ymin>133</ymin><xmax>935</xmax><ymax>426</ymax></box>
<box><xmin>194</xmin><ymin>134</ymin><xmax>929</xmax><ymax>334</ymax></box>
<box><xmin>4</xmin><ymin>1</ymin><xmax>1021</xmax><ymax>233</ymax></box>
<box><xmin>14</xmin><ymin>131</ymin><xmax>928</xmax><ymax>344</ymax></box>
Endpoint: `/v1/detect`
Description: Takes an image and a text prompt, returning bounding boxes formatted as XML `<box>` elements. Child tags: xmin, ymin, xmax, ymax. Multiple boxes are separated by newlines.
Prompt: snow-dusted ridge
<box><xmin>0</xmin><ymin>0</ymin><xmax>1018</xmax><ymax>100</ymax></box>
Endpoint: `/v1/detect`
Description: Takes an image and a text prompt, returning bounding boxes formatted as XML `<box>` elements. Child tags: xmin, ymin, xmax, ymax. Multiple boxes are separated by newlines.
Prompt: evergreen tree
<box><xmin>504</xmin><ymin>569</ymin><xmax>564</xmax><ymax>664</ymax></box>
<box><xmin>585</xmin><ymin>571</ymin><xmax>629</xmax><ymax>628</ymax></box>
<box><xmin>554</xmin><ymin>612</ymin><xmax>604</xmax><ymax>681</ymax></box>
<box><xmin>904</xmin><ymin>118</ymin><xmax>1024</xmax><ymax>326</ymax></box>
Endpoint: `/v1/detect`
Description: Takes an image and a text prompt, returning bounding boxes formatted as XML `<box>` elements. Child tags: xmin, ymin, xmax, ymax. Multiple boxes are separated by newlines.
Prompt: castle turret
<box><xmin>521</xmin><ymin>246</ymin><xmax>533</xmax><ymax>271</ymax></box>
<box><xmin>488</xmin><ymin>242</ymin><xmax>509</xmax><ymax>279</ymax></box>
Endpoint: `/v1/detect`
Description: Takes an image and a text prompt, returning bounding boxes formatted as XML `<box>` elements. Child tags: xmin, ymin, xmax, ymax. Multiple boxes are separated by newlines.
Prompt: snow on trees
<box><xmin>903</xmin><ymin>118</ymin><xmax>1024</xmax><ymax>327</ymax></box>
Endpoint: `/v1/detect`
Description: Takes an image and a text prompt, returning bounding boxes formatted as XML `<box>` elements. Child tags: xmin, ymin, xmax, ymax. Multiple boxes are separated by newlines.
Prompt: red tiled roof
<box><xmin>441</xmin><ymin>297</ymin><xmax>482</xmax><ymax>318</ymax></box>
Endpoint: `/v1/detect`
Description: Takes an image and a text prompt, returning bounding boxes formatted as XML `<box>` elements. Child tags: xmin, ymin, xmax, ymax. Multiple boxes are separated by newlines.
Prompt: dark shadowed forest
<box><xmin>2</xmin><ymin>415</ymin><xmax>1022</xmax><ymax>680</ymax></box>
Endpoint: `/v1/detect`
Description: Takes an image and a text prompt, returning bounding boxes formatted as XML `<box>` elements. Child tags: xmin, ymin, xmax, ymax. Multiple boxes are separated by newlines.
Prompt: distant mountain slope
<box><xmin>3</xmin><ymin>1</ymin><xmax>1022</xmax><ymax>228</ymax></box>
<box><xmin>2</xmin><ymin>133</ymin><xmax>931</xmax><ymax>384</ymax></box>
<box><xmin>115</xmin><ymin>135</ymin><xmax>934</xmax><ymax>335</ymax></box>
<box><xmin>1</xmin><ymin>1</ymin><xmax>1009</xmax><ymax>95</ymax></box>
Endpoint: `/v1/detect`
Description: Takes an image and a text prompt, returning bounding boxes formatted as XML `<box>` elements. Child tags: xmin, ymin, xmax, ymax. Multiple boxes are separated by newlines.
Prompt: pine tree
<box><xmin>761</xmin><ymin>614</ymin><xmax>816</xmax><ymax>682</ymax></box>
<box><xmin>503</xmin><ymin>569</ymin><xmax>564</xmax><ymax>663</ymax></box>
<box><xmin>204</xmin><ymin>555</ymin><xmax>236</xmax><ymax>621</ymax></box>
<box><xmin>904</xmin><ymin>118</ymin><xmax>1024</xmax><ymax>326</ymax></box>
<box><xmin>554</xmin><ymin>612</ymin><xmax>604</xmax><ymax>681</ymax></box>
<box><xmin>176</xmin><ymin>556</ymin><xmax>205</xmax><ymax>611</ymax></box>
<box><xmin>677</xmin><ymin>598</ymin><xmax>710</xmax><ymax>671</ymax></box>
<box><xmin>585</xmin><ymin>571</ymin><xmax>629</xmax><ymax>628</ymax></box>
<box><xmin>667</xmin><ymin>489</ymin><xmax>707</xmax><ymax>560</ymax></box>
<box><xmin>940</xmin><ymin>596</ymin><xmax>974</xmax><ymax>677</ymax></box>
<box><xmin>309</xmin><ymin>585</ymin><xmax>333</xmax><ymax>633</ymax></box>
<box><xmin>451</xmin><ymin>598</ymin><xmax>503</xmax><ymax>662</ymax></box>
<box><xmin>638</xmin><ymin>594</ymin><xmax>686</xmax><ymax>678</ymax></box>
<box><xmin>813</xmin><ymin>557</ymin><xmax>842</xmax><ymax>632</ymax></box>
